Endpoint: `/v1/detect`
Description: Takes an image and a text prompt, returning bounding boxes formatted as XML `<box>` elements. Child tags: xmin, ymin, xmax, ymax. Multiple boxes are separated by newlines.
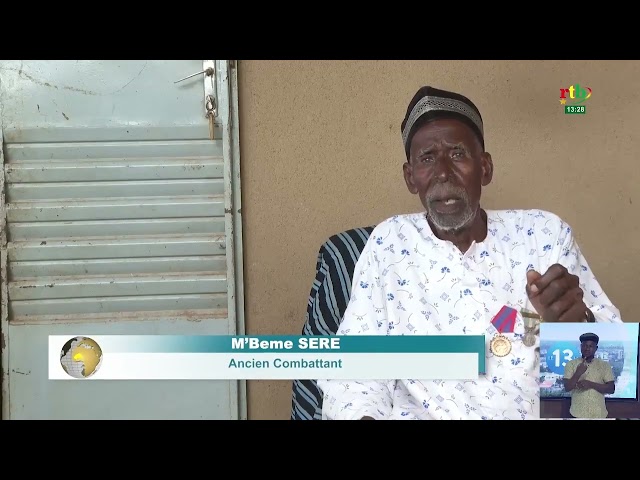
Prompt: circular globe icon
<box><xmin>60</xmin><ymin>336</ymin><xmax>103</xmax><ymax>379</ymax></box>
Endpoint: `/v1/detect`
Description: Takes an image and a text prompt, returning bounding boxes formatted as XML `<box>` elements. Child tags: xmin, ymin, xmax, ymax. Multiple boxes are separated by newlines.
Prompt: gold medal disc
<box><xmin>490</xmin><ymin>334</ymin><xmax>512</xmax><ymax>357</ymax></box>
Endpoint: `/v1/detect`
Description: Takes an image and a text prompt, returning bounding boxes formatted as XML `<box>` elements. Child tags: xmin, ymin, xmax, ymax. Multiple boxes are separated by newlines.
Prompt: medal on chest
<box><xmin>489</xmin><ymin>305</ymin><xmax>518</xmax><ymax>357</ymax></box>
<box><xmin>490</xmin><ymin>334</ymin><xmax>512</xmax><ymax>357</ymax></box>
<box><xmin>521</xmin><ymin>309</ymin><xmax>542</xmax><ymax>347</ymax></box>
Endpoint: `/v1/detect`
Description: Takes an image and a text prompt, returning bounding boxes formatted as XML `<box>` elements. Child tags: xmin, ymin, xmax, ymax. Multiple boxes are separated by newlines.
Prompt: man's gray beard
<box><xmin>425</xmin><ymin>195</ymin><xmax>475</xmax><ymax>233</ymax></box>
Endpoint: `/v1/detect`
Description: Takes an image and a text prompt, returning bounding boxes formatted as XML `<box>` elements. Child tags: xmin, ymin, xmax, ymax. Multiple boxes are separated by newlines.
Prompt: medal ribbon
<box><xmin>491</xmin><ymin>305</ymin><xmax>517</xmax><ymax>333</ymax></box>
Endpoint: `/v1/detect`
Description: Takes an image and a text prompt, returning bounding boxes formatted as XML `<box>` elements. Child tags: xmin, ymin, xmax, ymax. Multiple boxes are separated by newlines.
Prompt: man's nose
<box><xmin>433</xmin><ymin>157</ymin><xmax>453</xmax><ymax>182</ymax></box>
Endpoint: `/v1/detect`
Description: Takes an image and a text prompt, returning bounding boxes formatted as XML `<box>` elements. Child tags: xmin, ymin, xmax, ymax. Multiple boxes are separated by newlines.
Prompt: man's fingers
<box><xmin>558</xmin><ymin>299</ymin><xmax>588</xmax><ymax>323</ymax></box>
<box><xmin>526</xmin><ymin>270</ymin><xmax>542</xmax><ymax>296</ymax></box>
<box><xmin>529</xmin><ymin>264</ymin><xmax>567</xmax><ymax>293</ymax></box>
<box><xmin>541</xmin><ymin>288</ymin><xmax>583</xmax><ymax>320</ymax></box>
<box><xmin>538</xmin><ymin>285</ymin><xmax>583</xmax><ymax>311</ymax></box>
<box><xmin>526</xmin><ymin>269</ymin><xmax>541</xmax><ymax>285</ymax></box>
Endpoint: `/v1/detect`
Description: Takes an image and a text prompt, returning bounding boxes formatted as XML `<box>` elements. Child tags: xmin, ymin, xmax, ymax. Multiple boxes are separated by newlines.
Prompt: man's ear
<box><xmin>481</xmin><ymin>152</ymin><xmax>494</xmax><ymax>187</ymax></box>
<box><xmin>403</xmin><ymin>161</ymin><xmax>418</xmax><ymax>194</ymax></box>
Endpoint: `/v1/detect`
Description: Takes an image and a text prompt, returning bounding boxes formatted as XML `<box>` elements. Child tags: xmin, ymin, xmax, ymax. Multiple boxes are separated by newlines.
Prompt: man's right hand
<box><xmin>525</xmin><ymin>267</ymin><xmax>585</xmax><ymax>322</ymax></box>
<box><xmin>565</xmin><ymin>360</ymin><xmax>588</xmax><ymax>392</ymax></box>
<box><xmin>574</xmin><ymin>361</ymin><xmax>588</xmax><ymax>378</ymax></box>
<box><xmin>576</xmin><ymin>380</ymin><xmax>591</xmax><ymax>390</ymax></box>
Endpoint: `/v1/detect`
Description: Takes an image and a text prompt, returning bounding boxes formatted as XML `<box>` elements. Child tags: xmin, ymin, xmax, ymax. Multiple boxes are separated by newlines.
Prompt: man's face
<box><xmin>581</xmin><ymin>340</ymin><xmax>598</xmax><ymax>359</ymax></box>
<box><xmin>403</xmin><ymin>118</ymin><xmax>493</xmax><ymax>232</ymax></box>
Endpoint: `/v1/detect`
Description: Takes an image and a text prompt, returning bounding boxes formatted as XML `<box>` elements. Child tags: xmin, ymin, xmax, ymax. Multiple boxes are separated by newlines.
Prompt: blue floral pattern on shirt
<box><xmin>317</xmin><ymin>209</ymin><xmax>622</xmax><ymax>420</ymax></box>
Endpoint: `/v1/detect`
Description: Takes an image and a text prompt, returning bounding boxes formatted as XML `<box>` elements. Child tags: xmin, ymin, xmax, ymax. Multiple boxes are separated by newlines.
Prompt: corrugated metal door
<box><xmin>0</xmin><ymin>60</ymin><xmax>246</xmax><ymax>419</ymax></box>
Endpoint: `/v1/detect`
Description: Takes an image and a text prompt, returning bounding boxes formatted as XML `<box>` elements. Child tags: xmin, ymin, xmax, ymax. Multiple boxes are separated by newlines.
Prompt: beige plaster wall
<box><xmin>236</xmin><ymin>60</ymin><xmax>640</xmax><ymax>419</ymax></box>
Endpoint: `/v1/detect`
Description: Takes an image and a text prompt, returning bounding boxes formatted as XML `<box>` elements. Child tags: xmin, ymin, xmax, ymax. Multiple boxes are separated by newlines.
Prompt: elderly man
<box><xmin>563</xmin><ymin>332</ymin><xmax>616</xmax><ymax>419</ymax></box>
<box><xmin>317</xmin><ymin>86</ymin><xmax>623</xmax><ymax>420</ymax></box>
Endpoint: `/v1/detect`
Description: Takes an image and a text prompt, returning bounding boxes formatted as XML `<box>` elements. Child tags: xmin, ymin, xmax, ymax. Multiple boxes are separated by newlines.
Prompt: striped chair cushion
<box><xmin>291</xmin><ymin>226</ymin><xmax>375</xmax><ymax>420</ymax></box>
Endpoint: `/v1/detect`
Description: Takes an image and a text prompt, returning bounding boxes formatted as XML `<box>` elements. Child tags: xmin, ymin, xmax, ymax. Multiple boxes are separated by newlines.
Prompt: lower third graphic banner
<box><xmin>49</xmin><ymin>335</ymin><xmax>485</xmax><ymax>380</ymax></box>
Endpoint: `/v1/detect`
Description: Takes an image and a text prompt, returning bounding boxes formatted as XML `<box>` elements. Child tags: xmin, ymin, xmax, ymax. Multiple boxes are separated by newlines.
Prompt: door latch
<box><xmin>202</xmin><ymin>61</ymin><xmax>217</xmax><ymax>140</ymax></box>
<box><xmin>205</xmin><ymin>94</ymin><xmax>217</xmax><ymax>140</ymax></box>
<box><xmin>175</xmin><ymin>61</ymin><xmax>218</xmax><ymax>140</ymax></box>
<box><xmin>174</xmin><ymin>67</ymin><xmax>215</xmax><ymax>84</ymax></box>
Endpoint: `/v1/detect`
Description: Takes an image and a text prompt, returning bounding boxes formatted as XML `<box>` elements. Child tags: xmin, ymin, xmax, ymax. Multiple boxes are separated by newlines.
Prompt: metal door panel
<box><xmin>8</xmin><ymin>319</ymin><xmax>234</xmax><ymax>420</ymax></box>
<box><xmin>9</xmin><ymin>218</ymin><xmax>226</xmax><ymax>241</ymax></box>
<box><xmin>0</xmin><ymin>60</ymin><xmax>245</xmax><ymax>419</ymax></box>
